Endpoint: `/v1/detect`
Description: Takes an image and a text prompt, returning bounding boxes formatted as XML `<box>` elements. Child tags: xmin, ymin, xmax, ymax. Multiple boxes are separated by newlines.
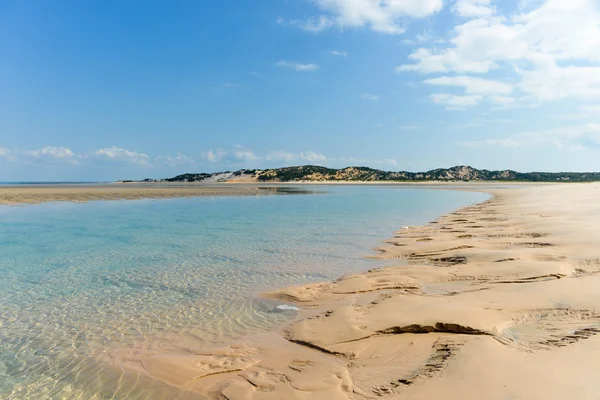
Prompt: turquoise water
<box><xmin>0</xmin><ymin>186</ymin><xmax>488</xmax><ymax>399</ymax></box>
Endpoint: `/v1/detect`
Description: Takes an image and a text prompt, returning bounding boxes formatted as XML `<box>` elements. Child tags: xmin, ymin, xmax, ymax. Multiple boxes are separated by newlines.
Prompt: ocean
<box><xmin>0</xmin><ymin>186</ymin><xmax>488</xmax><ymax>399</ymax></box>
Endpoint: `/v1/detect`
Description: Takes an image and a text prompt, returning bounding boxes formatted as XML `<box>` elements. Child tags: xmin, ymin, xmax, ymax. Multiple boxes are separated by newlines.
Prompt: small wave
<box><xmin>276</xmin><ymin>304</ymin><xmax>300</xmax><ymax>311</ymax></box>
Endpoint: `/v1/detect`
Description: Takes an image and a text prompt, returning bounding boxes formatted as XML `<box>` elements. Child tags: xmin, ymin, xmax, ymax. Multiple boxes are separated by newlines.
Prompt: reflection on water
<box><xmin>0</xmin><ymin>187</ymin><xmax>488</xmax><ymax>399</ymax></box>
<box><xmin>256</xmin><ymin>186</ymin><xmax>326</xmax><ymax>195</ymax></box>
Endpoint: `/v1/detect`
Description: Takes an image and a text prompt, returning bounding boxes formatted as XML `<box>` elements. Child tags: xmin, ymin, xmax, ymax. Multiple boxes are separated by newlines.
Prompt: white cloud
<box><xmin>266</xmin><ymin>151</ymin><xmax>296</xmax><ymax>162</ymax></box>
<box><xmin>96</xmin><ymin>146</ymin><xmax>150</xmax><ymax>165</ymax></box>
<box><xmin>21</xmin><ymin>146</ymin><xmax>81</xmax><ymax>165</ymax></box>
<box><xmin>453</xmin><ymin>0</ymin><xmax>495</xmax><ymax>17</ymax></box>
<box><xmin>518</xmin><ymin>61</ymin><xmax>600</xmax><ymax>101</ymax></box>
<box><xmin>398</xmin><ymin>0</ymin><xmax>600</xmax><ymax>106</ymax></box>
<box><xmin>460</xmin><ymin>124</ymin><xmax>600</xmax><ymax>149</ymax></box>
<box><xmin>276</xmin><ymin>60</ymin><xmax>320</xmax><ymax>71</ymax></box>
<box><xmin>581</xmin><ymin>105</ymin><xmax>600</xmax><ymax>114</ymax></box>
<box><xmin>330</xmin><ymin>50</ymin><xmax>348</xmax><ymax>57</ymax></box>
<box><xmin>0</xmin><ymin>146</ymin><xmax>84</xmax><ymax>165</ymax></box>
<box><xmin>397</xmin><ymin>47</ymin><xmax>495</xmax><ymax>74</ymax></box>
<box><xmin>489</xmin><ymin>95</ymin><xmax>518</xmax><ymax>108</ymax></box>
<box><xmin>282</xmin><ymin>16</ymin><xmax>335</xmax><ymax>33</ymax></box>
<box><xmin>233</xmin><ymin>149</ymin><xmax>258</xmax><ymax>162</ymax></box>
<box><xmin>424</xmin><ymin>75</ymin><xmax>516</xmax><ymax>108</ymax></box>
<box><xmin>285</xmin><ymin>0</ymin><xmax>443</xmax><ymax>34</ymax></box>
<box><xmin>402</xmin><ymin>31</ymin><xmax>437</xmax><ymax>45</ymax></box>
<box><xmin>300</xmin><ymin>151</ymin><xmax>326</xmax><ymax>163</ymax></box>
<box><xmin>204</xmin><ymin>147</ymin><xmax>258</xmax><ymax>164</ymax></box>
<box><xmin>206</xmin><ymin>150</ymin><xmax>217</xmax><ymax>162</ymax></box>
<box><xmin>424</xmin><ymin>76</ymin><xmax>512</xmax><ymax>95</ymax></box>
<box><xmin>205</xmin><ymin>148</ymin><xmax>226</xmax><ymax>162</ymax></box>
<box><xmin>430</xmin><ymin>93</ymin><xmax>483</xmax><ymax>108</ymax></box>
<box><xmin>362</xmin><ymin>93</ymin><xmax>380</xmax><ymax>101</ymax></box>
<box><xmin>26</xmin><ymin>146</ymin><xmax>76</xmax><ymax>159</ymax></box>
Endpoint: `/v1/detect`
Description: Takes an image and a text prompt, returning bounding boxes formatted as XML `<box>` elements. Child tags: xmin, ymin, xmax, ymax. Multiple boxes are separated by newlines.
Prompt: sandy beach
<box><xmin>104</xmin><ymin>183</ymin><xmax>600</xmax><ymax>399</ymax></box>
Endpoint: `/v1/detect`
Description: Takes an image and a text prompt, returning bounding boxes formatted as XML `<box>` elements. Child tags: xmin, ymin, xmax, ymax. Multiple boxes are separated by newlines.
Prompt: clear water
<box><xmin>0</xmin><ymin>186</ymin><xmax>488</xmax><ymax>399</ymax></box>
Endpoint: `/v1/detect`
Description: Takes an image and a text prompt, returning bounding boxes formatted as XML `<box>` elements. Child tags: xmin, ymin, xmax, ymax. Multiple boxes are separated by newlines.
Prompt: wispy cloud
<box><xmin>362</xmin><ymin>93</ymin><xmax>380</xmax><ymax>101</ymax></box>
<box><xmin>96</xmin><ymin>146</ymin><xmax>150</xmax><ymax>166</ymax></box>
<box><xmin>277</xmin><ymin>16</ymin><xmax>334</xmax><ymax>33</ymax></box>
<box><xmin>424</xmin><ymin>76</ymin><xmax>512</xmax><ymax>95</ymax></box>
<box><xmin>203</xmin><ymin>146</ymin><xmax>258</xmax><ymax>164</ymax></box>
<box><xmin>300</xmin><ymin>151</ymin><xmax>327</xmax><ymax>163</ymax></box>
<box><xmin>453</xmin><ymin>0</ymin><xmax>495</xmax><ymax>18</ymax></box>
<box><xmin>551</xmin><ymin>105</ymin><xmax>600</xmax><ymax>121</ymax></box>
<box><xmin>276</xmin><ymin>60</ymin><xmax>320</xmax><ymax>72</ymax></box>
<box><xmin>233</xmin><ymin>148</ymin><xmax>258</xmax><ymax>162</ymax></box>
<box><xmin>402</xmin><ymin>31</ymin><xmax>440</xmax><ymax>45</ymax></box>
<box><xmin>281</xmin><ymin>0</ymin><xmax>443</xmax><ymax>34</ymax></box>
<box><xmin>460</xmin><ymin>124</ymin><xmax>600</xmax><ymax>150</ymax></box>
<box><xmin>330</xmin><ymin>50</ymin><xmax>348</xmax><ymax>57</ymax></box>
<box><xmin>429</xmin><ymin>93</ymin><xmax>482</xmax><ymax>109</ymax></box>
<box><xmin>581</xmin><ymin>105</ymin><xmax>600</xmax><ymax>114</ymax></box>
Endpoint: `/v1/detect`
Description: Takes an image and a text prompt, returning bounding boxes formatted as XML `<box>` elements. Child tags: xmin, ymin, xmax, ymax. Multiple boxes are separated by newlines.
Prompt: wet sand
<box><xmin>0</xmin><ymin>184</ymin><xmax>313</xmax><ymax>204</ymax></box>
<box><xmin>108</xmin><ymin>183</ymin><xmax>600</xmax><ymax>399</ymax></box>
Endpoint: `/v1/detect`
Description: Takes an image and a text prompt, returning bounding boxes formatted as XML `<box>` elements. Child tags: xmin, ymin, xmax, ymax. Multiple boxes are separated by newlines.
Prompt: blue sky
<box><xmin>1</xmin><ymin>0</ymin><xmax>600</xmax><ymax>181</ymax></box>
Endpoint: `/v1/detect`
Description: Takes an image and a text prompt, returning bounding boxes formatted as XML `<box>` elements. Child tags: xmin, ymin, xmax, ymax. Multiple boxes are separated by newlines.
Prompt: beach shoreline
<box><xmin>107</xmin><ymin>182</ymin><xmax>600</xmax><ymax>399</ymax></box>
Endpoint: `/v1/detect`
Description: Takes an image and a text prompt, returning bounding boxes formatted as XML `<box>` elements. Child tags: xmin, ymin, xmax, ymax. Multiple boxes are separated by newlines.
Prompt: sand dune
<box><xmin>110</xmin><ymin>183</ymin><xmax>600</xmax><ymax>399</ymax></box>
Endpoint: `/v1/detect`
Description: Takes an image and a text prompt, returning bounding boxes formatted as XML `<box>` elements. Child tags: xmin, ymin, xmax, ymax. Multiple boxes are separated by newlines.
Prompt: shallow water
<box><xmin>0</xmin><ymin>186</ymin><xmax>488</xmax><ymax>399</ymax></box>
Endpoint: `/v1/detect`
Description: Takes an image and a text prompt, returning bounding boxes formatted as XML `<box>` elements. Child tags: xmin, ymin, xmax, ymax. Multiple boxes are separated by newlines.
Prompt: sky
<box><xmin>1</xmin><ymin>0</ymin><xmax>600</xmax><ymax>181</ymax></box>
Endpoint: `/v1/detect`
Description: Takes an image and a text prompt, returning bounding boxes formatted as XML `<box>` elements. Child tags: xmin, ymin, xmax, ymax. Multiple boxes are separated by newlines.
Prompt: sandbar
<box><xmin>0</xmin><ymin>184</ymin><xmax>317</xmax><ymax>205</ymax></box>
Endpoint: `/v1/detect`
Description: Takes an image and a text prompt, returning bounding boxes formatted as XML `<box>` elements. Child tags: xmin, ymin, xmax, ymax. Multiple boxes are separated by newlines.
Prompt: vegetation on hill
<box><xmin>164</xmin><ymin>173</ymin><xmax>213</xmax><ymax>182</ymax></box>
<box><xmin>126</xmin><ymin>165</ymin><xmax>600</xmax><ymax>183</ymax></box>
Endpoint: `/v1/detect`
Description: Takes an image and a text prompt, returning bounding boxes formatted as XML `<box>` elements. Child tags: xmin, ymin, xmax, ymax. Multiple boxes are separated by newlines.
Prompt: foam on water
<box><xmin>0</xmin><ymin>186</ymin><xmax>488</xmax><ymax>398</ymax></box>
